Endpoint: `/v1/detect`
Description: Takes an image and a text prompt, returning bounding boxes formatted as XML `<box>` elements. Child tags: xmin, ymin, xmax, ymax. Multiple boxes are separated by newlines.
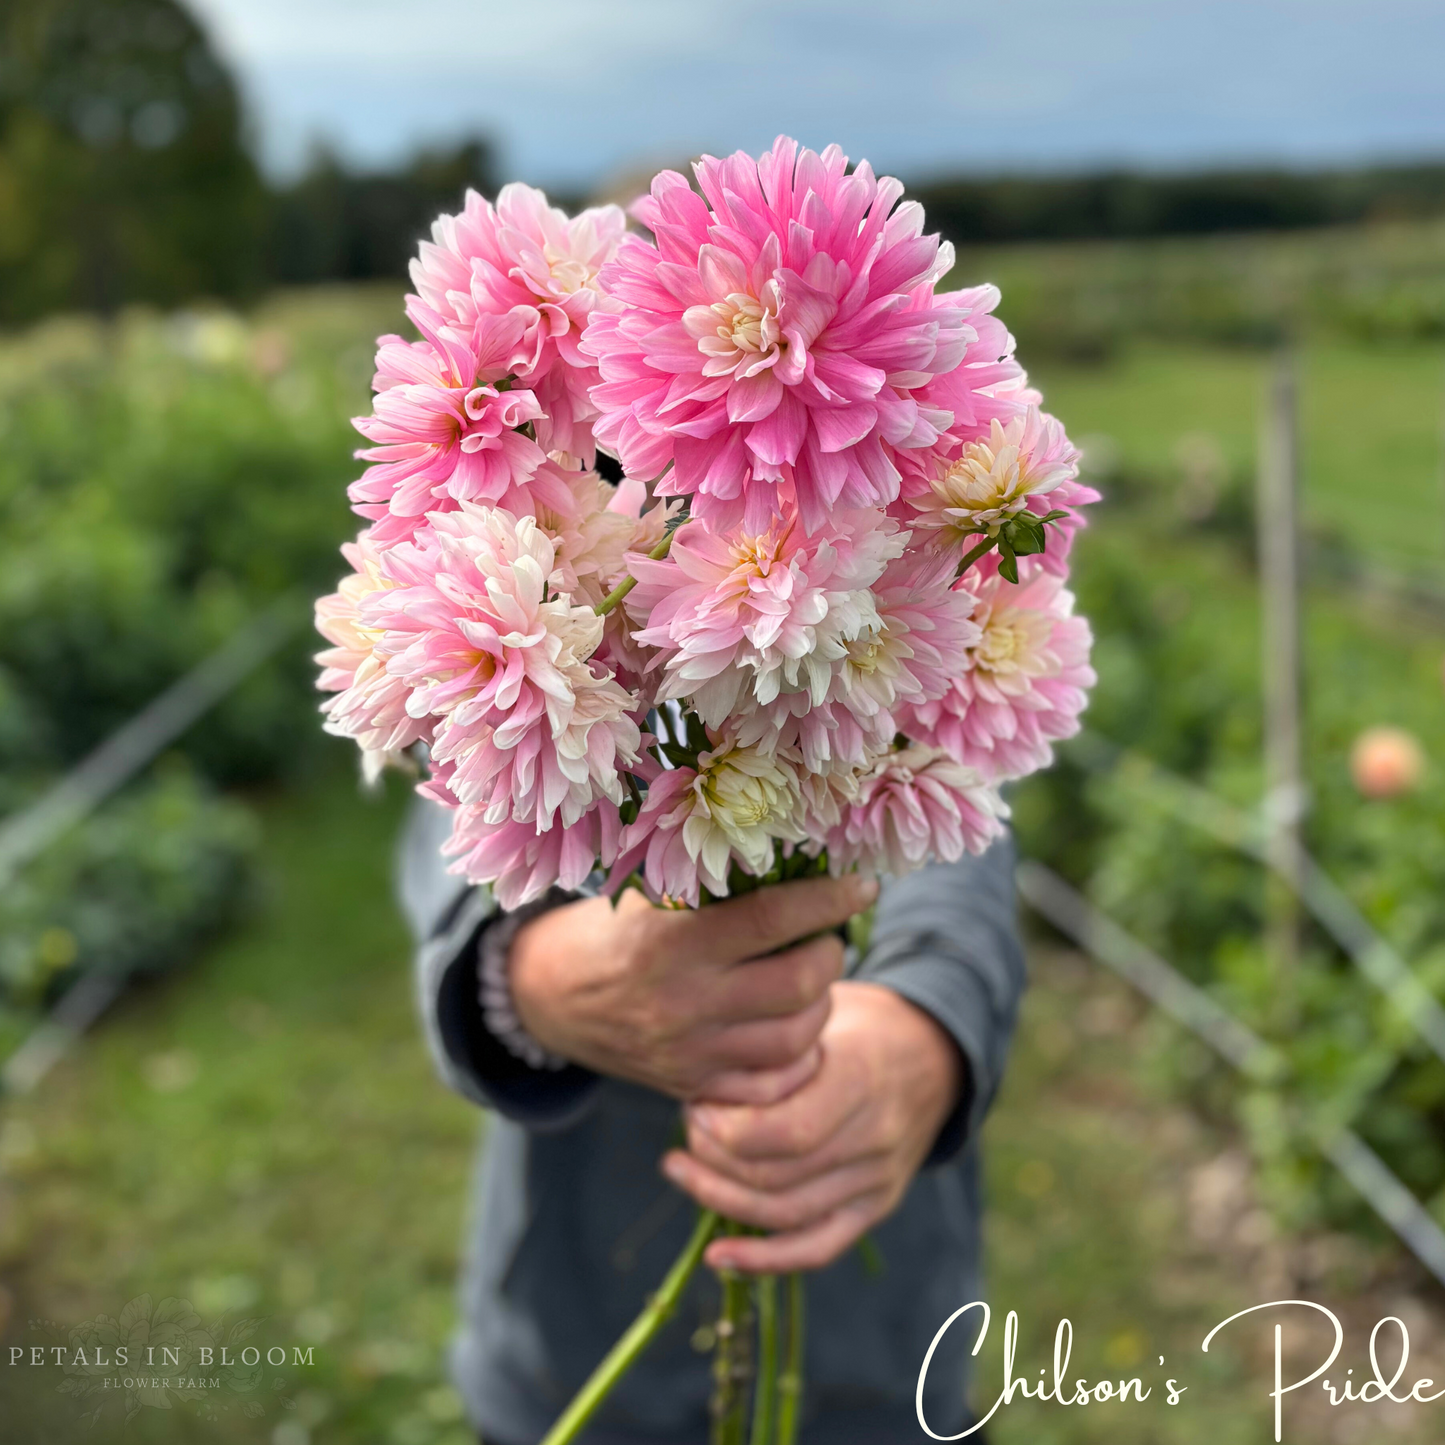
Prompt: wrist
<box><xmin>480</xmin><ymin>896</ymin><xmax>572</xmax><ymax>1071</ymax></box>
<box><xmin>850</xmin><ymin>981</ymin><xmax>964</xmax><ymax>1134</ymax></box>
<box><xmin>507</xmin><ymin>908</ymin><xmax>574</xmax><ymax>1059</ymax></box>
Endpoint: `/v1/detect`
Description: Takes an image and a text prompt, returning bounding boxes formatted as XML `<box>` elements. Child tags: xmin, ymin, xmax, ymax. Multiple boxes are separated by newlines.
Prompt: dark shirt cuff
<box><xmin>419</xmin><ymin>888</ymin><xmax>600</xmax><ymax>1131</ymax></box>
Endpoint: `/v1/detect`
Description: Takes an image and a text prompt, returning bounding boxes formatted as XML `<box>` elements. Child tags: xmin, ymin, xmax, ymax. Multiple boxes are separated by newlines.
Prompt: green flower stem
<box><xmin>776</xmin><ymin>1273</ymin><xmax>805</xmax><ymax>1445</ymax></box>
<box><xmin>711</xmin><ymin>1233</ymin><xmax>754</xmax><ymax>1445</ymax></box>
<box><xmin>954</xmin><ymin>534</ymin><xmax>997</xmax><ymax>578</ymax></box>
<box><xmin>594</xmin><ymin>528</ymin><xmax>679</xmax><ymax>617</ymax></box>
<box><xmin>749</xmin><ymin>1274</ymin><xmax>778</xmax><ymax>1445</ymax></box>
<box><xmin>539</xmin><ymin>1210</ymin><xmax>720</xmax><ymax>1445</ymax></box>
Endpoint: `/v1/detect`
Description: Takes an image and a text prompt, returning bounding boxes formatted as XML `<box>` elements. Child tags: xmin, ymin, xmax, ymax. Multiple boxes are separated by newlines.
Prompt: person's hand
<box><xmin>661</xmin><ymin>981</ymin><xmax>963</xmax><ymax>1273</ymax></box>
<box><xmin>508</xmin><ymin>875</ymin><xmax>877</xmax><ymax>1104</ymax></box>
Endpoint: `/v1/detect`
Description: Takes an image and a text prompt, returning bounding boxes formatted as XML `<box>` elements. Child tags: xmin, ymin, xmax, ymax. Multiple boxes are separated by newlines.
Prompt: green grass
<box><xmin>952</xmin><ymin>217</ymin><xmax>1445</xmax><ymax>360</ymax></box>
<box><xmin>1</xmin><ymin>769</ymin><xmax>1433</xmax><ymax>1445</ymax></box>
<box><xmin>0</xmin><ymin>751</ymin><xmax>479</xmax><ymax>1445</ymax></box>
<box><xmin>981</xmin><ymin>949</ymin><xmax>1436</xmax><ymax>1445</ymax></box>
<box><xmin>1031</xmin><ymin>339</ymin><xmax>1445</xmax><ymax>576</ymax></box>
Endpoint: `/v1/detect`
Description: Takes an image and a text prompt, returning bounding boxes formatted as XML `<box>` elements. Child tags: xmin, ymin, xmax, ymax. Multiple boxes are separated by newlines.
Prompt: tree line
<box><xmin>4</xmin><ymin>0</ymin><xmax>1445</xmax><ymax>327</ymax></box>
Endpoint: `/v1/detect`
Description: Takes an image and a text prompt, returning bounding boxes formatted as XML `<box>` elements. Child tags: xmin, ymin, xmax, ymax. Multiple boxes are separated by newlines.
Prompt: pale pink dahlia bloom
<box><xmin>584</xmin><ymin>137</ymin><xmax>969</xmax><ymax>534</ymax></box>
<box><xmin>900</xmin><ymin>564</ymin><xmax>1094</xmax><ymax>783</ymax></box>
<box><xmin>727</xmin><ymin>544</ymin><xmax>978</xmax><ymax>774</ymax></box>
<box><xmin>610</xmin><ymin>739</ymin><xmax>805</xmax><ymax>906</ymax></box>
<box><xmin>832</xmin><ymin>546</ymin><xmax>980</xmax><ymax>725</ymax></box>
<box><xmin>732</xmin><ymin>695</ymin><xmax>885</xmax><ymax>777</ymax></box>
<box><xmin>907</xmin><ymin>408</ymin><xmax>1080</xmax><ymax>548</ymax></box>
<box><xmin>409</xmin><ymin>183</ymin><xmax>627</xmax><ymax>454</ymax></box>
<box><xmin>824</xmin><ymin>743</ymin><xmax>1007</xmax><ymax>877</ymax></box>
<box><xmin>315</xmin><ymin>530</ymin><xmax>433</xmax><ymax>779</ymax></box>
<box><xmin>365</xmin><ymin>506</ymin><xmax>641</xmax><ymax>830</ymax></box>
<box><xmin>525</xmin><ymin>458</ymin><xmax>638</xmax><ymax>609</ymax></box>
<box><xmin>793</xmin><ymin>759</ymin><xmax>866</xmax><ymax>837</ymax></box>
<box><xmin>626</xmin><ymin>506</ymin><xmax>903</xmax><ymax>726</ymax></box>
<box><xmin>440</xmin><ymin>795</ymin><xmax>621</xmax><ymax>908</ymax></box>
<box><xmin>350</xmin><ymin>307</ymin><xmax>547</xmax><ymax>544</ymax></box>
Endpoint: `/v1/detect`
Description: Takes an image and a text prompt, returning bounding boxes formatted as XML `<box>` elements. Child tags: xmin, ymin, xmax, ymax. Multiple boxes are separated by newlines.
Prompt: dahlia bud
<box><xmin>1350</xmin><ymin>726</ymin><xmax>1425</xmax><ymax>799</ymax></box>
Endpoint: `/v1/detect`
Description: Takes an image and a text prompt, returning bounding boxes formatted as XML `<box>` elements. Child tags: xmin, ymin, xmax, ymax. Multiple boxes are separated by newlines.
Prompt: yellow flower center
<box><xmin>976</xmin><ymin>620</ymin><xmax>1023</xmax><ymax>671</ymax></box>
<box><xmin>845</xmin><ymin>629</ymin><xmax>888</xmax><ymax>675</ymax></box>
<box><xmin>461</xmin><ymin>650</ymin><xmax>499</xmax><ymax>684</ymax></box>
<box><xmin>726</xmin><ymin>295</ymin><xmax>769</xmax><ymax>353</ymax></box>
<box><xmin>542</xmin><ymin>242</ymin><xmax>594</xmax><ymax>296</ymax></box>
<box><xmin>971</xmin><ymin>601</ymin><xmax>1053</xmax><ymax>677</ymax></box>
<box><xmin>726</xmin><ymin>516</ymin><xmax>793</xmax><ymax>583</ymax></box>
<box><xmin>704</xmin><ymin>767</ymin><xmax>778</xmax><ymax>828</ymax></box>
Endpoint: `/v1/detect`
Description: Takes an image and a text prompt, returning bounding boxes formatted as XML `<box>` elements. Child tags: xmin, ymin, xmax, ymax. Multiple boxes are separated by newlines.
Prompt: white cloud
<box><xmin>190</xmin><ymin>0</ymin><xmax>706</xmax><ymax>68</ymax></box>
<box><xmin>187</xmin><ymin>0</ymin><xmax>1445</xmax><ymax>184</ymax></box>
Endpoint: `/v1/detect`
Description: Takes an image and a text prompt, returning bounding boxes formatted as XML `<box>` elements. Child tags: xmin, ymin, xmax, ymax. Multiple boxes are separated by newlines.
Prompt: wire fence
<box><xmin>1017</xmin><ymin>857</ymin><xmax>1445</xmax><ymax>1289</ymax></box>
<box><xmin>5</xmin><ymin>566</ymin><xmax>1445</xmax><ymax>1293</ymax></box>
<box><xmin>0</xmin><ymin>598</ymin><xmax>301</xmax><ymax>1095</ymax></box>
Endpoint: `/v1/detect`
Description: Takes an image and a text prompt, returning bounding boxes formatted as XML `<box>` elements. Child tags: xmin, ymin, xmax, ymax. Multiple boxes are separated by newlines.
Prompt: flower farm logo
<box><xmin>13</xmin><ymin>1293</ymin><xmax>317</xmax><ymax>1427</ymax></box>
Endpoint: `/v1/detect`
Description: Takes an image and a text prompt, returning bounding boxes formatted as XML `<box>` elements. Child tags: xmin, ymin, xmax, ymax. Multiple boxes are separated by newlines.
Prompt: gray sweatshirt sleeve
<box><xmin>399</xmin><ymin>797</ymin><xmax>602</xmax><ymax>1129</ymax></box>
<box><xmin>855</xmin><ymin>832</ymin><xmax>1027</xmax><ymax>1166</ymax></box>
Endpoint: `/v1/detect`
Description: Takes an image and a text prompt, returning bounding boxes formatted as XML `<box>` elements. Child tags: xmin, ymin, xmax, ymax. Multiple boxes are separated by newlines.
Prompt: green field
<box><xmin>0</xmin><ymin>758</ymin><xmax>1436</xmax><ymax>1445</ymax></box>
<box><xmin>0</xmin><ymin>756</ymin><xmax>479</xmax><ymax>1445</ymax></box>
<box><xmin>1031</xmin><ymin>339</ymin><xmax>1445</xmax><ymax>577</ymax></box>
<box><xmin>4</xmin><ymin>224</ymin><xmax>1445</xmax><ymax>1443</ymax></box>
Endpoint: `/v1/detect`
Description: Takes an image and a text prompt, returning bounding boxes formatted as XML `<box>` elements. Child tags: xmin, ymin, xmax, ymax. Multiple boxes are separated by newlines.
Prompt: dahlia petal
<box><xmin>727</xmin><ymin>369</ymin><xmax>784</xmax><ymax>423</ymax></box>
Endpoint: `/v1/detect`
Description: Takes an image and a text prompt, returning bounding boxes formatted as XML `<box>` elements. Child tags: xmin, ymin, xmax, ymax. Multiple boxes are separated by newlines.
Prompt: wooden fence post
<box><xmin>1257</xmin><ymin>354</ymin><xmax>1304</xmax><ymax>998</ymax></box>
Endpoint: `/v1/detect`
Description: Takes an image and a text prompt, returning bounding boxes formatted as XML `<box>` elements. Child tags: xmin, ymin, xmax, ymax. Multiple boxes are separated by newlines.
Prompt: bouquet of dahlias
<box><xmin>316</xmin><ymin>137</ymin><xmax>1096</xmax><ymax>1445</ymax></box>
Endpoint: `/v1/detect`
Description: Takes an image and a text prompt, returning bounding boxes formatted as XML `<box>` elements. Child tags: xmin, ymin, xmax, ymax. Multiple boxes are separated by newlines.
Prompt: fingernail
<box><xmin>851</xmin><ymin>875</ymin><xmax>879</xmax><ymax>908</ymax></box>
<box><xmin>661</xmin><ymin>1154</ymin><xmax>686</xmax><ymax>1183</ymax></box>
<box><xmin>690</xmin><ymin>1105</ymin><xmax>719</xmax><ymax>1135</ymax></box>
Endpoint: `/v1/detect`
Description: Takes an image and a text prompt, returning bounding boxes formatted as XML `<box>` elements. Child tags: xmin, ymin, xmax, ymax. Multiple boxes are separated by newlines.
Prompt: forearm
<box><xmin>856</xmin><ymin>833</ymin><xmax>1026</xmax><ymax>1161</ymax></box>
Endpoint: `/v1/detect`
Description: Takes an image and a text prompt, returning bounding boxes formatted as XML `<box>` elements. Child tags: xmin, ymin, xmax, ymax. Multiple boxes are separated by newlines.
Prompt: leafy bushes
<box><xmin>1010</xmin><ymin>429</ymin><xmax>1445</xmax><ymax>1240</ymax></box>
<box><xmin>0</xmin><ymin>293</ymin><xmax>391</xmax><ymax>1022</ymax></box>
<box><xmin>0</xmin><ymin>762</ymin><xmax>258</xmax><ymax>1002</ymax></box>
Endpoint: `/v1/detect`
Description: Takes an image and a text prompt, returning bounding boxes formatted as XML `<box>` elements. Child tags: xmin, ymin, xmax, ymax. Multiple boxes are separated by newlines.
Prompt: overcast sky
<box><xmin>187</xmin><ymin>0</ymin><xmax>1445</xmax><ymax>190</ymax></box>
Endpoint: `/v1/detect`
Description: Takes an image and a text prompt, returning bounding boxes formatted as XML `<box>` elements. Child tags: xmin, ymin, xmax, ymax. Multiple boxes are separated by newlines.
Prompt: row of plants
<box><xmin>0</xmin><ymin>291</ymin><xmax>396</xmax><ymax>1053</ymax></box>
<box><xmin>957</xmin><ymin>217</ymin><xmax>1445</xmax><ymax>361</ymax></box>
<box><xmin>1011</xmin><ymin>426</ymin><xmax>1445</xmax><ymax>1245</ymax></box>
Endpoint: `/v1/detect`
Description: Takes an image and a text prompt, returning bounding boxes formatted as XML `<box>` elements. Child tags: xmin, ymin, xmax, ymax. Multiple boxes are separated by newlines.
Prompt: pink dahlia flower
<box><xmin>584</xmin><ymin>136</ymin><xmax>969</xmax><ymax>535</ymax></box>
<box><xmin>733</xmin><ymin>696</ymin><xmax>884</xmax><ymax>777</ymax></box>
<box><xmin>824</xmin><ymin>743</ymin><xmax>1007</xmax><ymax>877</ymax></box>
<box><xmin>907</xmin><ymin>408</ymin><xmax>1080</xmax><ymax>547</ymax></box>
<box><xmin>315</xmin><ymin>530</ymin><xmax>433</xmax><ymax>779</ymax></box>
<box><xmin>524</xmin><ymin>460</ymin><xmax>677</xmax><ymax>614</ymax></box>
<box><xmin>610</xmin><ymin>740</ymin><xmax>805</xmax><ymax>906</ymax></box>
<box><xmin>900</xmin><ymin>564</ymin><xmax>1094</xmax><ymax>782</ymax></box>
<box><xmin>727</xmin><ymin>544</ymin><xmax>977</xmax><ymax>774</ymax></box>
<box><xmin>350</xmin><ymin>306</ymin><xmax>547</xmax><ymax>544</ymax></box>
<box><xmin>625</xmin><ymin>505</ymin><xmax>903</xmax><ymax>726</ymax></box>
<box><xmin>832</xmin><ymin>546</ymin><xmax>979</xmax><ymax>724</ymax></box>
<box><xmin>441</xmin><ymin>795</ymin><xmax>621</xmax><ymax>908</ymax></box>
<box><xmin>894</xmin><ymin>284</ymin><xmax>1029</xmax><ymax>458</ymax></box>
<box><xmin>366</xmin><ymin>505</ymin><xmax>641</xmax><ymax>830</ymax></box>
<box><xmin>409</xmin><ymin>183</ymin><xmax>627</xmax><ymax>455</ymax></box>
